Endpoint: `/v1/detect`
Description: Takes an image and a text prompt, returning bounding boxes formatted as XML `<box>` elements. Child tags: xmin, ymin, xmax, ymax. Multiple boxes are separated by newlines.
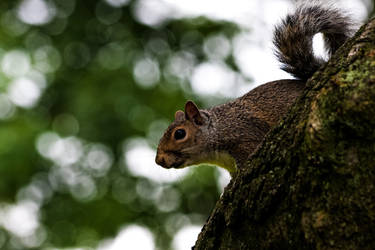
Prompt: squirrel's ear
<box><xmin>185</xmin><ymin>101</ymin><xmax>204</xmax><ymax>125</ymax></box>
<box><xmin>175</xmin><ymin>110</ymin><xmax>184</xmax><ymax>121</ymax></box>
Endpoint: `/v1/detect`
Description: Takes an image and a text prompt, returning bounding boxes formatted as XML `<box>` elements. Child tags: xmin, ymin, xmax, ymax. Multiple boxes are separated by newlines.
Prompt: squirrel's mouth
<box><xmin>156</xmin><ymin>149</ymin><xmax>187</xmax><ymax>169</ymax></box>
<box><xmin>156</xmin><ymin>154</ymin><xmax>186</xmax><ymax>169</ymax></box>
<box><xmin>168</xmin><ymin>160</ymin><xmax>185</xmax><ymax>169</ymax></box>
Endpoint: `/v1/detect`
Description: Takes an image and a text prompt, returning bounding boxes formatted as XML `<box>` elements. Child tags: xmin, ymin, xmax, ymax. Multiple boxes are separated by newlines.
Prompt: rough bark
<box><xmin>194</xmin><ymin>18</ymin><xmax>375</xmax><ymax>250</ymax></box>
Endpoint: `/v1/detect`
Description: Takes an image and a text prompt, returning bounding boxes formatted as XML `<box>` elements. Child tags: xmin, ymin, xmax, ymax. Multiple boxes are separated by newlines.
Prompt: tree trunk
<box><xmin>194</xmin><ymin>18</ymin><xmax>375</xmax><ymax>250</ymax></box>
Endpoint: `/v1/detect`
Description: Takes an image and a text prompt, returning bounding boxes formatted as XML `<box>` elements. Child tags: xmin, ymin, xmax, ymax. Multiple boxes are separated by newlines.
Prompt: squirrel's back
<box><xmin>273</xmin><ymin>4</ymin><xmax>355</xmax><ymax>80</ymax></box>
<box><xmin>155</xmin><ymin>4</ymin><xmax>356</xmax><ymax>173</ymax></box>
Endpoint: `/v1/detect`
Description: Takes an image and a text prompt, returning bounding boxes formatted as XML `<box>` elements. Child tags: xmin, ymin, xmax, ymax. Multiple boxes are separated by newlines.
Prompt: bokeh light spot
<box><xmin>135</xmin><ymin>179</ymin><xmax>161</xmax><ymax>201</ymax></box>
<box><xmin>17</xmin><ymin>178</ymin><xmax>53</xmax><ymax>206</ymax></box>
<box><xmin>17</xmin><ymin>0</ymin><xmax>56</xmax><ymax>25</ymax></box>
<box><xmin>20</xmin><ymin>226</ymin><xmax>47</xmax><ymax>248</ymax></box>
<box><xmin>191</xmin><ymin>62</ymin><xmax>242</xmax><ymax>97</ymax></box>
<box><xmin>34</xmin><ymin>45</ymin><xmax>62</xmax><ymax>73</ymax></box>
<box><xmin>49</xmin><ymin>137</ymin><xmax>83</xmax><ymax>166</ymax></box>
<box><xmin>1</xmin><ymin>201</ymin><xmax>39</xmax><ymax>238</ymax></box>
<box><xmin>156</xmin><ymin>186</ymin><xmax>181</xmax><ymax>212</ymax></box>
<box><xmin>69</xmin><ymin>175</ymin><xmax>97</xmax><ymax>202</ymax></box>
<box><xmin>98</xmin><ymin>225</ymin><xmax>154</xmax><ymax>250</ymax></box>
<box><xmin>133</xmin><ymin>57</ymin><xmax>160</xmax><ymax>88</ymax></box>
<box><xmin>26</xmin><ymin>70</ymin><xmax>47</xmax><ymax>89</ymax></box>
<box><xmin>164</xmin><ymin>51</ymin><xmax>196</xmax><ymax>83</ymax></box>
<box><xmin>203</xmin><ymin>34</ymin><xmax>231</xmax><ymax>60</ymax></box>
<box><xmin>83</xmin><ymin>144</ymin><xmax>113</xmax><ymax>177</ymax></box>
<box><xmin>172</xmin><ymin>225</ymin><xmax>201</xmax><ymax>250</ymax></box>
<box><xmin>124</xmin><ymin>138</ymin><xmax>189</xmax><ymax>183</ymax></box>
<box><xmin>165</xmin><ymin>213</ymin><xmax>191</xmax><ymax>237</ymax></box>
<box><xmin>1</xmin><ymin>50</ymin><xmax>30</xmax><ymax>77</ymax></box>
<box><xmin>7</xmin><ymin>77</ymin><xmax>41</xmax><ymax>108</ymax></box>
<box><xmin>105</xmin><ymin>0</ymin><xmax>130</xmax><ymax>8</ymax></box>
<box><xmin>36</xmin><ymin>132</ymin><xmax>60</xmax><ymax>158</ymax></box>
<box><xmin>133</xmin><ymin>0</ymin><xmax>174</xmax><ymax>27</ymax></box>
<box><xmin>36</xmin><ymin>133</ymin><xmax>83</xmax><ymax>166</ymax></box>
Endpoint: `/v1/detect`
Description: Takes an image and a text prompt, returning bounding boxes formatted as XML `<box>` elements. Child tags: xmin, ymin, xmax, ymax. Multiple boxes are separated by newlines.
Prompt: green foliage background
<box><xmin>0</xmin><ymin>1</ymin><xmax>241</xmax><ymax>249</ymax></box>
<box><xmin>0</xmin><ymin>0</ymin><xmax>372</xmax><ymax>249</ymax></box>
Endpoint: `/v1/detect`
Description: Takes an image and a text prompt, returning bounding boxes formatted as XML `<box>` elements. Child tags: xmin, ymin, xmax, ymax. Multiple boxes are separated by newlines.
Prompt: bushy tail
<box><xmin>273</xmin><ymin>5</ymin><xmax>355</xmax><ymax>81</ymax></box>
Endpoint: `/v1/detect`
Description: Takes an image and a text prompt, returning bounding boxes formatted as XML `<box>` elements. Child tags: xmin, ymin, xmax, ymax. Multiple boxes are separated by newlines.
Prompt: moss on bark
<box><xmin>194</xmin><ymin>18</ymin><xmax>375</xmax><ymax>250</ymax></box>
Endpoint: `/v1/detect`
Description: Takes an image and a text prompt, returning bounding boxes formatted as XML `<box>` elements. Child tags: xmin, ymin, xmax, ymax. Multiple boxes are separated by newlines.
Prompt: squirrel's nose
<box><xmin>155</xmin><ymin>154</ymin><xmax>166</xmax><ymax>167</ymax></box>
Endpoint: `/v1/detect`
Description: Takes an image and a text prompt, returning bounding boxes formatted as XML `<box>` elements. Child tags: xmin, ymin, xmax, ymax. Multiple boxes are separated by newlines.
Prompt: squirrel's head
<box><xmin>155</xmin><ymin>101</ymin><xmax>211</xmax><ymax>169</ymax></box>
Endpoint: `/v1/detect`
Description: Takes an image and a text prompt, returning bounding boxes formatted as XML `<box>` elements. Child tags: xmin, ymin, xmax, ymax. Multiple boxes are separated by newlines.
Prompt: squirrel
<box><xmin>155</xmin><ymin>5</ymin><xmax>354</xmax><ymax>174</ymax></box>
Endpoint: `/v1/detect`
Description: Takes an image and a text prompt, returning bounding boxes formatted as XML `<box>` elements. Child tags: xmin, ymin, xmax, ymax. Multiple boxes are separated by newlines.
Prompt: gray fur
<box><xmin>273</xmin><ymin>5</ymin><xmax>355</xmax><ymax>80</ymax></box>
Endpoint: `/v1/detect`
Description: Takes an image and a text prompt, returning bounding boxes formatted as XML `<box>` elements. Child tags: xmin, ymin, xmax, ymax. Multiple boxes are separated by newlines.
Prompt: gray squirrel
<box><xmin>155</xmin><ymin>5</ymin><xmax>355</xmax><ymax>174</ymax></box>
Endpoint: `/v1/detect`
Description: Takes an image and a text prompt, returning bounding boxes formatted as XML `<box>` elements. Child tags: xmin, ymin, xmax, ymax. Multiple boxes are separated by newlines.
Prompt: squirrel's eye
<box><xmin>174</xmin><ymin>129</ymin><xmax>186</xmax><ymax>140</ymax></box>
